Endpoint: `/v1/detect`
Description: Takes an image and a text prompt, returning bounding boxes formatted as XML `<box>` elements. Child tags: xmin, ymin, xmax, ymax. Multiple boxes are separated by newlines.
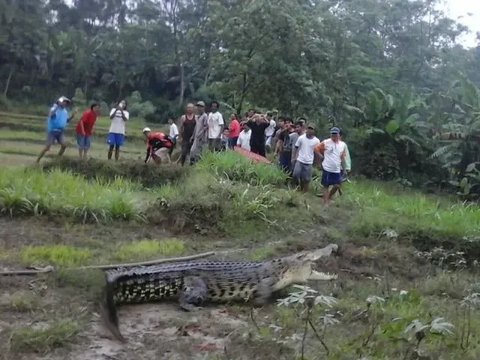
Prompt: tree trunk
<box><xmin>178</xmin><ymin>63</ymin><xmax>185</xmax><ymax>106</ymax></box>
<box><xmin>3</xmin><ymin>67</ymin><xmax>14</xmax><ymax>98</ymax></box>
<box><xmin>236</xmin><ymin>72</ymin><xmax>248</xmax><ymax>114</ymax></box>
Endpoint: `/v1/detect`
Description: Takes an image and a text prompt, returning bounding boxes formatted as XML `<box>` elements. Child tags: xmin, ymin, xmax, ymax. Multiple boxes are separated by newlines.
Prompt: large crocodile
<box><xmin>100</xmin><ymin>243</ymin><xmax>339</xmax><ymax>342</ymax></box>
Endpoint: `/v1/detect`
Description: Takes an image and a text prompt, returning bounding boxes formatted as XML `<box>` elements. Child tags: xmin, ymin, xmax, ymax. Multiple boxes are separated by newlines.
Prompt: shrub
<box><xmin>40</xmin><ymin>158</ymin><xmax>188</xmax><ymax>188</ymax></box>
<box><xmin>113</xmin><ymin>238</ymin><xmax>186</xmax><ymax>261</ymax></box>
<box><xmin>0</xmin><ymin>167</ymin><xmax>143</xmax><ymax>222</ymax></box>
<box><xmin>196</xmin><ymin>150</ymin><xmax>287</xmax><ymax>186</ymax></box>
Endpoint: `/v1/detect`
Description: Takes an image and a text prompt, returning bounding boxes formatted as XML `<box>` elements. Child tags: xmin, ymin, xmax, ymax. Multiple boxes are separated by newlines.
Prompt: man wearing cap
<box><xmin>36</xmin><ymin>96</ymin><xmax>76</xmax><ymax>163</ymax></box>
<box><xmin>142</xmin><ymin>127</ymin><xmax>174</xmax><ymax>165</ymax></box>
<box><xmin>315</xmin><ymin>127</ymin><xmax>348</xmax><ymax>204</ymax></box>
<box><xmin>292</xmin><ymin>124</ymin><xmax>321</xmax><ymax>192</ymax></box>
<box><xmin>189</xmin><ymin>101</ymin><xmax>209</xmax><ymax>165</ymax></box>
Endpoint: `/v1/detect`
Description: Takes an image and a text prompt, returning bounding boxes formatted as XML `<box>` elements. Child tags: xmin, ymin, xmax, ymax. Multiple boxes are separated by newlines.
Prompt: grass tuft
<box><xmin>113</xmin><ymin>238</ymin><xmax>186</xmax><ymax>261</ymax></box>
<box><xmin>8</xmin><ymin>319</ymin><xmax>79</xmax><ymax>354</ymax></box>
<box><xmin>20</xmin><ymin>244</ymin><xmax>91</xmax><ymax>267</ymax></box>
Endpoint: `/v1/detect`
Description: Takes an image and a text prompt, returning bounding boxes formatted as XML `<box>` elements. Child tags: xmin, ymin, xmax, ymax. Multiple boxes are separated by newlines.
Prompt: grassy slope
<box><xmin>0</xmin><ymin>113</ymin><xmax>480</xmax><ymax>359</ymax></box>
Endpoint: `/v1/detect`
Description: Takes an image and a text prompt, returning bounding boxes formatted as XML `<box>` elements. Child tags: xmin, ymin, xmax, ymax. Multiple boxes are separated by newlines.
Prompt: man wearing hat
<box><xmin>36</xmin><ymin>96</ymin><xmax>76</xmax><ymax>163</ymax></box>
<box><xmin>315</xmin><ymin>127</ymin><xmax>348</xmax><ymax>204</ymax></box>
<box><xmin>189</xmin><ymin>101</ymin><xmax>209</xmax><ymax>165</ymax></box>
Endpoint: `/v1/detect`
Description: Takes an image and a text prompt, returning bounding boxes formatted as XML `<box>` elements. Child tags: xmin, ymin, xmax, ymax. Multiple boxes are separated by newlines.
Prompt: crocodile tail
<box><xmin>99</xmin><ymin>282</ymin><xmax>126</xmax><ymax>343</ymax></box>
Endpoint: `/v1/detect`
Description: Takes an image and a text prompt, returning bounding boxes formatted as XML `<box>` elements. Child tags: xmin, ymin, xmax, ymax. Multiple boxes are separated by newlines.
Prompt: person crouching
<box><xmin>142</xmin><ymin>127</ymin><xmax>174</xmax><ymax>165</ymax></box>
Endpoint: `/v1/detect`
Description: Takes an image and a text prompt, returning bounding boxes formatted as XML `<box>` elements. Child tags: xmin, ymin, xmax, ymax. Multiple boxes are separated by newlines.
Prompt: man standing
<box><xmin>288</xmin><ymin>120</ymin><xmax>306</xmax><ymax>173</ymax></box>
<box><xmin>75</xmin><ymin>102</ymin><xmax>101</xmax><ymax>160</ymax></box>
<box><xmin>178</xmin><ymin>103</ymin><xmax>196</xmax><ymax>166</ymax></box>
<box><xmin>36</xmin><ymin>96</ymin><xmax>76</xmax><ymax>163</ymax></box>
<box><xmin>189</xmin><ymin>101</ymin><xmax>209</xmax><ymax>165</ymax></box>
<box><xmin>264</xmin><ymin>112</ymin><xmax>276</xmax><ymax>152</ymax></box>
<box><xmin>207</xmin><ymin>101</ymin><xmax>224</xmax><ymax>151</ymax></box>
<box><xmin>236</xmin><ymin>122</ymin><xmax>252</xmax><ymax>151</ymax></box>
<box><xmin>227</xmin><ymin>114</ymin><xmax>240</xmax><ymax>149</ymax></box>
<box><xmin>107</xmin><ymin>99</ymin><xmax>129</xmax><ymax>161</ymax></box>
<box><xmin>292</xmin><ymin>124</ymin><xmax>321</xmax><ymax>192</ymax></box>
<box><xmin>276</xmin><ymin>118</ymin><xmax>293</xmax><ymax>173</ymax></box>
<box><xmin>168</xmin><ymin>117</ymin><xmax>179</xmax><ymax>143</ymax></box>
<box><xmin>315</xmin><ymin>127</ymin><xmax>348</xmax><ymax>204</ymax></box>
<box><xmin>248</xmin><ymin>114</ymin><xmax>270</xmax><ymax>157</ymax></box>
<box><xmin>143</xmin><ymin>127</ymin><xmax>175</xmax><ymax>165</ymax></box>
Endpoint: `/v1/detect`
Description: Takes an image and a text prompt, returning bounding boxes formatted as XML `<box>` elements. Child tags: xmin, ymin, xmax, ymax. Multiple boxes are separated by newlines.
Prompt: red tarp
<box><xmin>233</xmin><ymin>146</ymin><xmax>271</xmax><ymax>164</ymax></box>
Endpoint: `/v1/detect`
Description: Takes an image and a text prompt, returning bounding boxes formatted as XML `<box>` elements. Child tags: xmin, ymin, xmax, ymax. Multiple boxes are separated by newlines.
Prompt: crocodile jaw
<box><xmin>308</xmin><ymin>270</ymin><xmax>338</xmax><ymax>281</ymax></box>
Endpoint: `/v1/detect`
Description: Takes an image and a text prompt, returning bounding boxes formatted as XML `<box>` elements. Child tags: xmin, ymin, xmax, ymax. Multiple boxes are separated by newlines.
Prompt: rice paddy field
<box><xmin>1</xmin><ymin>111</ymin><xmax>480</xmax><ymax>360</ymax></box>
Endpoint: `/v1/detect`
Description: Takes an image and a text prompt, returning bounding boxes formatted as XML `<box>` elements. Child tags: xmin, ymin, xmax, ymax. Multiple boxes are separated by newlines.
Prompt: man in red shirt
<box><xmin>143</xmin><ymin>127</ymin><xmax>175</xmax><ymax>165</ymax></box>
<box><xmin>75</xmin><ymin>103</ymin><xmax>101</xmax><ymax>159</ymax></box>
<box><xmin>227</xmin><ymin>114</ymin><xmax>240</xmax><ymax>149</ymax></box>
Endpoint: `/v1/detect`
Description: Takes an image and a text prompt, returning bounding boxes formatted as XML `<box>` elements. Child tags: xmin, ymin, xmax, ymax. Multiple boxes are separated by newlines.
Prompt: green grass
<box><xmin>342</xmin><ymin>180</ymin><xmax>480</xmax><ymax>239</ymax></box>
<box><xmin>0</xmin><ymin>167</ymin><xmax>145</xmax><ymax>222</ymax></box>
<box><xmin>19</xmin><ymin>244</ymin><xmax>92</xmax><ymax>267</ymax></box>
<box><xmin>8</xmin><ymin>319</ymin><xmax>80</xmax><ymax>354</ymax></box>
<box><xmin>113</xmin><ymin>238</ymin><xmax>186</xmax><ymax>261</ymax></box>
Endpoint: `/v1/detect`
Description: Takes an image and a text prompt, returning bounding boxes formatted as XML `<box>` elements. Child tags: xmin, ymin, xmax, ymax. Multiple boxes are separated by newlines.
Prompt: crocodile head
<box><xmin>271</xmin><ymin>244</ymin><xmax>339</xmax><ymax>291</ymax></box>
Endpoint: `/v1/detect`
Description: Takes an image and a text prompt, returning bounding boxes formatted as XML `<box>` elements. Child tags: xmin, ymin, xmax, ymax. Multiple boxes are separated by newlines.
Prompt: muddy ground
<box><xmin>0</xmin><ymin>215</ymin><xmax>435</xmax><ymax>360</ymax></box>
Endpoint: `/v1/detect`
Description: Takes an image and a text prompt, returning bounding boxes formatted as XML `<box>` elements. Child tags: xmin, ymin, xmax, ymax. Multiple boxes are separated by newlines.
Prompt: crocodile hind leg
<box><xmin>179</xmin><ymin>276</ymin><xmax>208</xmax><ymax>311</ymax></box>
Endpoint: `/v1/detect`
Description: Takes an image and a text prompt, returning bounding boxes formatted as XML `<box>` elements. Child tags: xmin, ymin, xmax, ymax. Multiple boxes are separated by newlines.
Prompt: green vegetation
<box><xmin>113</xmin><ymin>238</ymin><xmax>186</xmax><ymax>261</ymax></box>
<box><xmin>19</xmin><ymin>245</ymin><xmax>91</xmax><ymax>267</ymax></box>
<box><xmin>8</xmin><ymin>319</ymin><xmax>80</xmax><ymax>354</ymax></box>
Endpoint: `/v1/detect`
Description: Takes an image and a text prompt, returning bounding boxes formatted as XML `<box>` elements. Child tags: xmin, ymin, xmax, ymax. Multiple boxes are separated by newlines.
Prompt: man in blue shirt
<box><xmin>36</xmin><ymin>96</ymin><xmax>76</xmax><ymax>163</ymax></box>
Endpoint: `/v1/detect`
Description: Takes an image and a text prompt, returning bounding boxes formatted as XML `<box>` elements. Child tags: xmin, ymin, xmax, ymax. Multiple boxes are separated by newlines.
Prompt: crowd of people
<box><xmin>37</xmin><ymin>97</ymin><xmax>351</xmax><ymax>204</ymax></box>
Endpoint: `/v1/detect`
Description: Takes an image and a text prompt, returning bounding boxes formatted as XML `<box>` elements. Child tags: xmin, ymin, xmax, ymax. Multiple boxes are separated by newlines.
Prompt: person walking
<box><xmin>75</xmin><ymin>102</ymin><xmax>101</xmax><ymax>160</ymax></box>
<box><xmin>36</xmin><ymin>96</ymin><xmax>76</xmax><ymax>163</ymax></box>
<box><xmin>189</xmin><ymin>101</ymin><xmax>209</xmax><ymax>165</ymax></box>
<box><xmin>107</xmin><ymin>100</ymin><xmax>129</xmax><ymax>161</ymax></box>
<box><xmin>178</xmin><ymin>103</ymin><xmax>196</xmax><ymax>166</ymax></box>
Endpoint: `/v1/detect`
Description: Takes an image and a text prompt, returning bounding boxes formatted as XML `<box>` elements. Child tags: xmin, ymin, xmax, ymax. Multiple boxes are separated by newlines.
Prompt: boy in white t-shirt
<box><xmin>292</xmin><ymin>124</ymin><xmax>321</xmax><ymax>192</ymax></box>
<box><xmin>107</xmin><ymin>100</ymin><xmax>129</xmax><ymax>161</ymax></box>
<box><xmin>207</xmin><ymin>101</ymin><xmax>224</xmax><ymax>151</ymax></box>
<box><xmin>315</xmin><ymin>127</ymin><xmax>347</xmax><ymax>204</ymax></box>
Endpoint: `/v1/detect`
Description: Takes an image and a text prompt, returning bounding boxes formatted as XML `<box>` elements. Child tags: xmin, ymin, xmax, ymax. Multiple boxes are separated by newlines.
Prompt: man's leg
<box><xmin>108</xmin><ymin>145</ymin><xmax>114</xmax><ymax>160</ymax></box>
<box><xmin>114</xmin><ymin>145</ymin><xmax>120</xmax><ymax>161</ymax></box>
<box><xmin>301</xmin><ymin>164</ymin><xmax>312</xmax><ymax>193</ymax></box>
<box><xmin>57</xmin><ymin>132</ymin><xmax>67</xmax><ymax>157</ymax></box>
<box><xmin>292</xmin><ymin>161</ymin><xmax>303</xmax><ymax>190</ymax></box>
<box><xmin>320</xmin><ymin>170</ymin><xmax>331</xmax><ymax>204</ymax></box>
<box><xmin>83</xmin><ymin>136</ymin><xmax>91</xmax><ymax>160</ymax></box>
<box><xmin>37</xmin><ymin>134</ymin><xmax>53</xmax><ymax>163</ymax></box>
<box><xmin>107</xmin><ymin>133</ymin><xmax>115</xmax><ymax>160</ymax></box>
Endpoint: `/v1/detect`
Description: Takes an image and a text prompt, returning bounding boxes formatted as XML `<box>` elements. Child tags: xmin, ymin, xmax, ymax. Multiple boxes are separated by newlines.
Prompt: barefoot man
<box><xmin>36</xmin><ymin>96</ymin><xmax>76</xmax><ymax>163</ymax></box>
<box><xmin>316</xmin><ymin>127</ymin><xmax>347</xmax><ymax>204</ymax></box>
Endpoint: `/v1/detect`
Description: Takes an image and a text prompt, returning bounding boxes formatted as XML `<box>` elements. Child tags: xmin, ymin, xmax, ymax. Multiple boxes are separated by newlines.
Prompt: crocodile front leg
<box><xmin>251</xmin><ymin>277</ymin><xmax>275</xmax><ymax>307</ymax></box>
<box><xmin>179</xmin><ymin>276</ymin><xmax>208</xmax><ymax>311</ymax></box>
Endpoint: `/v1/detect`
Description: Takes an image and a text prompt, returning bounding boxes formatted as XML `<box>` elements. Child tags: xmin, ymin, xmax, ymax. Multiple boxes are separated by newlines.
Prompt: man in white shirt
<box><xmin>207</xmin><ymin>101</ymin><xmax>224</xmax><ymax>151</ymax></box>
<box><xmin>315</xmin><ymin>127</ymin><xmax>348</xmax><ymax>204</ymax></box>
<box><xmin>236</xmin><ymin>122</ymin><xmax>252</xmax><ymax>151</ymax></box>
<box><xmin>264</xmin><ymin>112</ymin><xmax>276</xmax><ymax>151</ymax></box>
<box><xmin>292</xmin><ymin>124</ymin><xmax>321</xmax><ymax>192</ymax></box>
<box><xmin>107</xmin><ymin>100</ymin><xmax>129</xmax><ymax>161</ymax></box>
<box><xmin>168</xmin><ymin>118</ymin><xmax>179</xmax><ymax>142</ymax></box>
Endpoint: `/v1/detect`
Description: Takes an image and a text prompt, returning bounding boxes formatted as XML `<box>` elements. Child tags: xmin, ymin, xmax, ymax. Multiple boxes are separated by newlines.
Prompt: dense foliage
<box><xmin>1</xmin><ymin>0</ymin><xmax>480</xmax><ymax>196</ymax></box>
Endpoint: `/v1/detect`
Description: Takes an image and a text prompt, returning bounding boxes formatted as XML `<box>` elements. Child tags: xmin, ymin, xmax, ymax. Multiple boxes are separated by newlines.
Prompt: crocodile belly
<box><xmin>207</xmin><ymin>282</ymin><xmax>257</xmax><ymax>302</ymax></box>
<box><xmin>113</xmin><ymin>276</ymin><xmax>183</xmax><ymax>304</ymax></box>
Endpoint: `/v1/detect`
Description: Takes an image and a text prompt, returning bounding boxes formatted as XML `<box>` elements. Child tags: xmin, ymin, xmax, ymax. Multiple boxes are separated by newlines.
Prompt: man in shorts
<box><xmin>189</xmin><ymin>101</ymin><xmax>209</xmax><ymax>165</ymax></box>
<box><xmin>107</xmin><ymin>99</ymin><xmax>129</xmax><ymax>161</ymax></box>
<box><xmin>292</xmin><ymin>124</ymin><xmax>321</xmax><ymax>192</ymax></box>
<box><xmin>143</xmin><ymin>127</ymin><xmax>174</xmax><ymax>165</ymax></box>
<box><xmin>178</xmin><ymin>103</ymin><xmax>196</xmax><ymax>166</ymax></box>
<box><xmin>315</xmin><ymin>127</ymin><xmax>348</xmax><ymax>204</ymax></box>
<box><xmin>75</xmin><ymin>102</ymin><xmax>101</xmax><ymax>160</ymax></box>
<box><xmin>36</xmin><ymin>96</ymin><xmax>76</xmax><ymax>163</ymax></box>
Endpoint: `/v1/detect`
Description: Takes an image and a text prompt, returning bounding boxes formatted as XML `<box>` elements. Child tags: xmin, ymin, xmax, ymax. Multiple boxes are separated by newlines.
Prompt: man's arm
<box><xmin>217</xmin><ymin>114</ymin><xmax>224</xmax><ymax>138</ymax></box>
<box><xmin>120</xmin><ymin>110</ymin><xmax>129</xmax><ymax>122</ymax></box>
<box><xmin>292</xmin><ymin>137</ymin><xmax>302</xmax><ymax>161</ymax></box>
<box><xmin>78</xmin><ymin>116</ymin><xmax>85</xmax><ymax>135</ymax></box>
<box><xmin>144</xmin><ymin>142</ymin><xmax>151</xmax><ymax>163</ymax></box>
<box><xmin>109</xmin><ymin>108</ymin><xmax>117</xmax><ymax>119</ymax></box>
<box><xmin>67</xmin><ymin>109</ymin><xmax>76</xmax><ymax>122</ymax></box>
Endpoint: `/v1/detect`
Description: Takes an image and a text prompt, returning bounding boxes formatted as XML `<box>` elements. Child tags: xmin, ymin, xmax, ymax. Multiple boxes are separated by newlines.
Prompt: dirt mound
<box><xmin>40</xmin><ymin>158</ymin><xmax>189</xmax><ymax>188</ymax></box>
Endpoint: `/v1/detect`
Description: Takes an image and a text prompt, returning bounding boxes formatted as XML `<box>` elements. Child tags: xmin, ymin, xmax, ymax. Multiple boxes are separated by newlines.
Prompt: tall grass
<box><xmin>343</xmin><ymin>180</ymin><xmax>480</xmax><ymax>238</ymax></box>
<box><xmin>0</xmin><ymin>168</ymin><xmax>144</xmax><ymax>222</ymax></box>
<box><xmin>196</xmin><ymin>150</ymin><xmax>287</xmax><ymax>186</ymax></box>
